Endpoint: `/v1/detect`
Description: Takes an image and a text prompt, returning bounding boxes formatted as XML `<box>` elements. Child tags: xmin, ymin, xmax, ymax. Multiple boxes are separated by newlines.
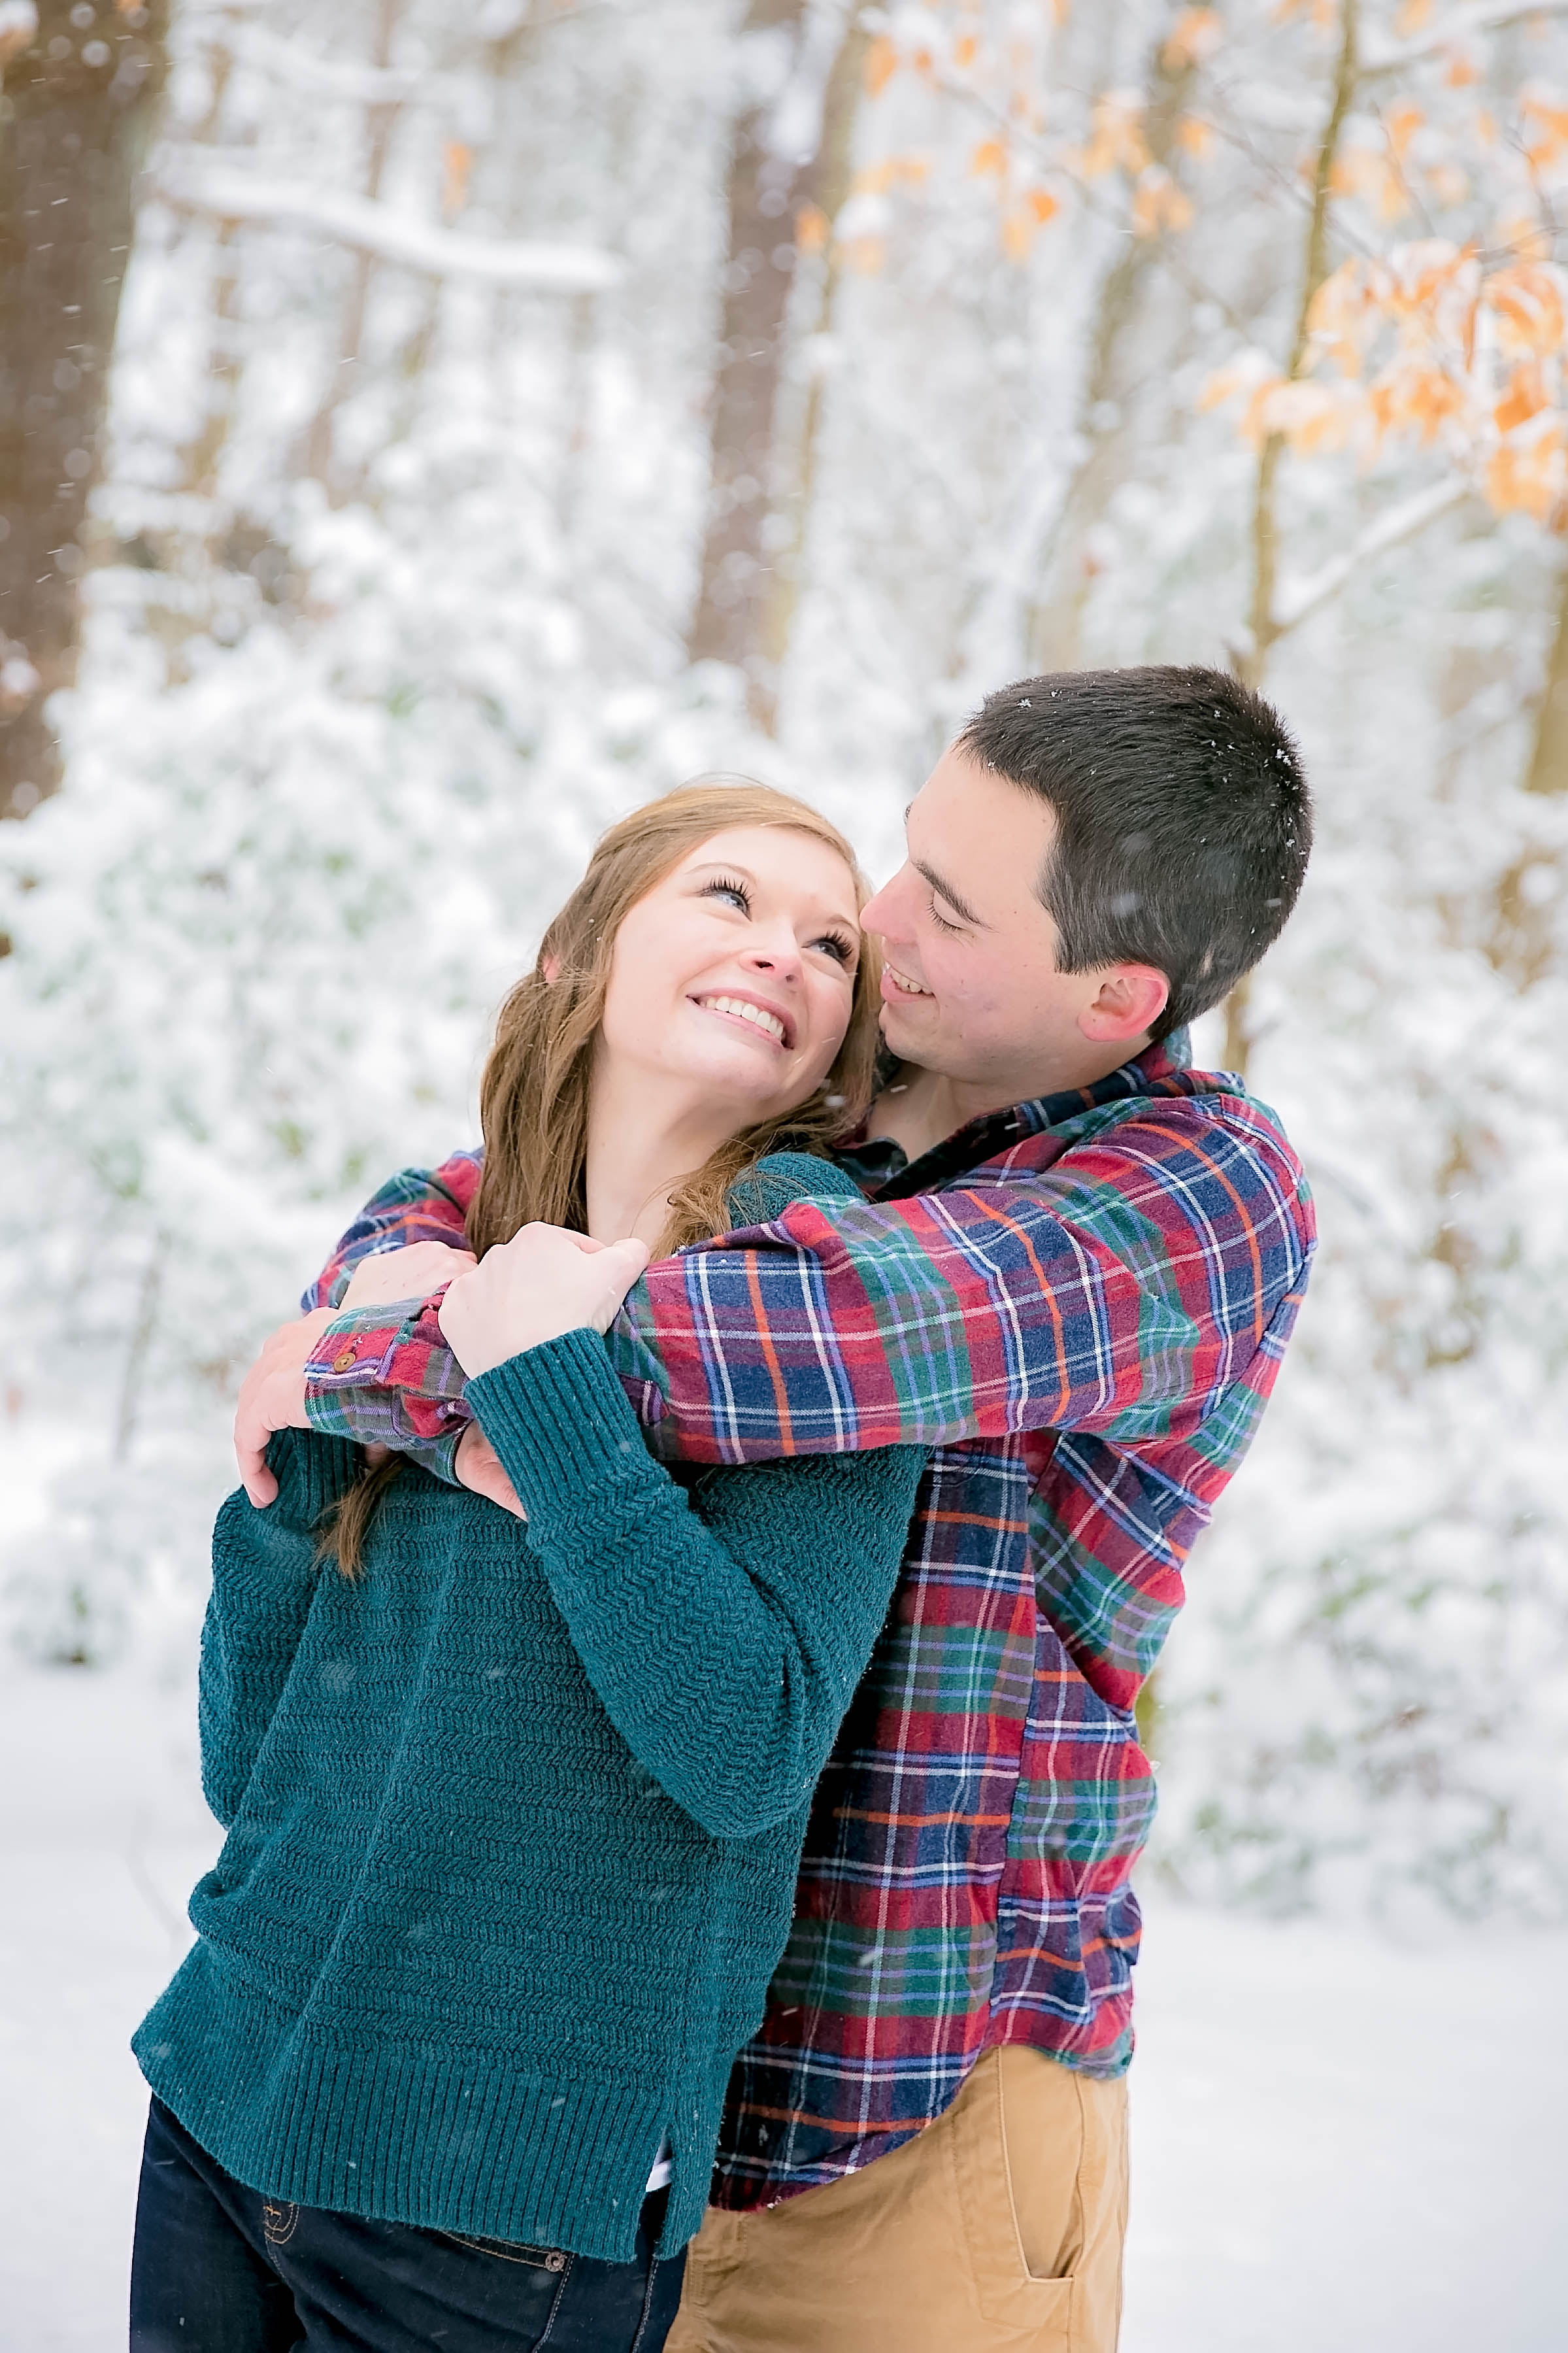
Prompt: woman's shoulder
<box><xmin>724</xmin><ymin>1151</ymin><xmax>862</xmax><ymax>1228</ymax></box>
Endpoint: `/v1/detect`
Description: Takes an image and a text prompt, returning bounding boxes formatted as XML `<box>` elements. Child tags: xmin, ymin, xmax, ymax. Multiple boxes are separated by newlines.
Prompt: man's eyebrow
<box><xmin>912</xmin><ymin>856</ymin><xmax>985</xmax><ymax>928</ymax></box>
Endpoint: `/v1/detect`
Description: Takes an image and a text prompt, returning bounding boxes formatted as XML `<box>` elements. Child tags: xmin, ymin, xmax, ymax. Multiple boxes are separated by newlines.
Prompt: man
<box><xmin>236</xmin><ymin>666</ymin><xmax>1315</xmax><ymax>2351</ymax></box>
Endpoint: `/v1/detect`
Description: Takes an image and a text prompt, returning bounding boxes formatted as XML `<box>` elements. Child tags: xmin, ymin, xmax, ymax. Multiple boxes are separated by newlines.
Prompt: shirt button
<box><xmin>331</xmin><ymin>1347</ymin><xmax>358</xmax><ymax>1373</ymax></box>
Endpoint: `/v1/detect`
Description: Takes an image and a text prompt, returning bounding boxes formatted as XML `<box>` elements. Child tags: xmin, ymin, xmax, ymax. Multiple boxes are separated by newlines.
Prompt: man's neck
<box><xmin>868</xmin><ymin>1041</ymin><xmax>1150</xmax><ymax>1165</ymax></box>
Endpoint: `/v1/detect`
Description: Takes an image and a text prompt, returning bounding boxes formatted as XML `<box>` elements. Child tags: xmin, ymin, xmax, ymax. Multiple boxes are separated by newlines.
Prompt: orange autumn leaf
<box><xmin>1383</xmin><ymin>101</ymin><xmax>1424</xmax><ymax>165</ymax></box>
<box><xmin>1131</xmin><ymin>168</ymin><xmax>1193</xmax><ymax>237</ymax></box>
<box><xmin>1486</xmin><ymin>422</ymin><xmax>1568</xmax><ymax>524</ymax></box>
<box><xmin>1076</xmin><ymin>95</ymin><xmax>1151</xmax><ymax>179</ymax></box>
<box><xmin>1162</xmin><ymin>8</ymin><xmax>1223</xmax><ymax>72</ymax></box>
<box><xmin>1487</xmin><ymin>265</ymin><xmax>1566</xmax><ymax>356</ymax></box>
<box><xmin>1495</xmin><ymin>360</ymin><xmax>1550</xmax><ymax>435</ymax></box>
<box><xmin>864</xmin><ymin>35</ymin><xmax>898</xmax><ymax>97</ymax></box>
<box><xmin>1521</xmin><ymin>95</ymin><xmax>1568</xmax><ymax>169</ymax></box>
<box><xmin>1444</xmin><ymin>49</ymin><xmax>1480</xmax><ymax>88</ymax></box>
<box><xmin>1394</xmin><ymin>0</ymin><xmax>1433</xmax><ymax>31</ymax></box>
<box><xmin>836</xmin><ymin>235</ymin><xmax>887</xmax><ymax>276</ymax></box>
<box><xmin>795</xmin><ymin>203</ymin><xmax>829</xmax><ymax>256</ymax></box>
<box><xmin>441</xmin><ymin>143</ymin><xmax>473</xmax><ymax>218</ymax></box>
<box><xmin>954</xmin><ymin>33</ymin><xmax>978</xmax><ymax>68</ymax></box>
<box><xmin>1332</xmin><ymin>143</ymin><xmax>1413</xmax><ymax>224</ymax></box>
<box><xmin>1369</xmin><ymin>364</ymin><xmax>1469</xmax><ymax>446</ymax></box>
<box><xmin>1176</xmin><ymin>114</ymin><xmax>1217</xmax><ymax>161</ymax></box>
<box><xmin>854</xmin><ymin>156</ymin><xmax>929</xmax><ymax>197</ymax></box>
<box><xmin>1259</xmin><ymin>380</ymin><xmax>1354</xmax><ymax>453</ymax></box>
<box><xmin>1024</xmin><ymin>186</ymin><xmax>1060</xmax><ymax>223</ymax></box>
<box><xmin>971</xmin><ymin>139</ymin><xmax>1009</xmax><ymax>178</ymax></box>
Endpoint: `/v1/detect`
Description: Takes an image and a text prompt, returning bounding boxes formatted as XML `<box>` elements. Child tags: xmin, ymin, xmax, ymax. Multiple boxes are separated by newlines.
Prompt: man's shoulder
<box><xmin>1026</xmin><ymin>1064</ymin><xmax>1303</xmax><ymax>1180</ymax></box>
<box><xmin>957</xmin><ymin>1067</ymin><xmax>1314</xmax><ymax>1268</ymax></box>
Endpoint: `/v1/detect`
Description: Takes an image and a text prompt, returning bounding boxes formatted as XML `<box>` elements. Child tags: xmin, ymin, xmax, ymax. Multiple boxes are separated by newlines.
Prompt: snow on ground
<box><xmin>1</xmin><ymin>1651</ymin><xmax>1565</xmax><ymax>2352</ymax></box>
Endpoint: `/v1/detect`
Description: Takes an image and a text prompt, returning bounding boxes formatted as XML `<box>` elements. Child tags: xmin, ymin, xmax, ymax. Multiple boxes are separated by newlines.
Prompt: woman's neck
<box><xmin>583</xmin><ymin>1058</ymin><xmax>742</xmax><ymax>1247</ymax></box>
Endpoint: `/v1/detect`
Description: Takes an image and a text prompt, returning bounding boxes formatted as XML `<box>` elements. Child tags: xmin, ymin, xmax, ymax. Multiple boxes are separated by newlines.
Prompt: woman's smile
<box><xmin>691</xmin><ymin>990</ymin><xmax>793</xmax><ymax>1049</ymax></box>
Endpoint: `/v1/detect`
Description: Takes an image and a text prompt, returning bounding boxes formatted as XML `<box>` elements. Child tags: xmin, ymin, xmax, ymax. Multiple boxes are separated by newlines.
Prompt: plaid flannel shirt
<box><xmin>300</xmin><ymin>1041</ymin><xmax>1314</xmax><ymax>2203</ymax></box>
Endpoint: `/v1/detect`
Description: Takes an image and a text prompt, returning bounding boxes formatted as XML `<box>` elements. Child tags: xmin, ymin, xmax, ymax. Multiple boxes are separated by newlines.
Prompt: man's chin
<box><xmin>877</xmin><ymin>1001</ymin><xmax>931</xmax><ymax>1060</ymax></box>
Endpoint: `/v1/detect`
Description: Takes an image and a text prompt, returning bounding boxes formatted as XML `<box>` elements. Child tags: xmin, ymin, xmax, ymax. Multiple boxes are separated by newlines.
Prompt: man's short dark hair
<box><xmin>956</xmin><ymin>665</ymin><xmax>1311</xmax><ymax>1042</ymax></box>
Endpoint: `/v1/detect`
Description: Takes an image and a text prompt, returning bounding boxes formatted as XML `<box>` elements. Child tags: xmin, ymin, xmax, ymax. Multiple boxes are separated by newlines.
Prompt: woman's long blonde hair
<box><xmin>327</xmin><ymin>779</ymin><xmax>880</xmax><ymax>1573</ymax></box>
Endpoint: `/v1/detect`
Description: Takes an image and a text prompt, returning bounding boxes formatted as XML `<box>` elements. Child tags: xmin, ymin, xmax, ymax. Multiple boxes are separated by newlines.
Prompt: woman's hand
<box><xmin>233</xmin><ymin>1307</ymin><xmax>337</xmax><ymax>1508</ymax></box>
<box><xmin>454</xmin><ymin>1423</ymin><xmax>526</xmax><ymax>1518</ymax></box>
<box><xmin>341</xmin><ymin>1239</ymin><xmax>476</xmax><ymax>1310</ymax></box>
<box><xmin>438</xmin><ymin>1225</ymin><xmax>652</xmax><ymax>1379</ymax></box>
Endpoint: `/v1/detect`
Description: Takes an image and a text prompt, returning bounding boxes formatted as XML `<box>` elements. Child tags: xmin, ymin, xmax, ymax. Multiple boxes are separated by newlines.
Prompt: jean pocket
<box><xmin>261</xmin><ymin>2197</ymin><xmax>299</xmax><ymax>2248</ymax></box>
<box><xmin>434</xmin><ymin>2231</ymin><xmax>571</xmax><ymax>2273</ymax></box>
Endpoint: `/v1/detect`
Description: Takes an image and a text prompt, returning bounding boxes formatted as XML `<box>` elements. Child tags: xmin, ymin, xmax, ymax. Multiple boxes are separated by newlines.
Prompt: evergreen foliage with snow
<box><xmin>3</xmin><ymin>0</ymin><xmax>1566</xmax><ymax>1921</ymax></box>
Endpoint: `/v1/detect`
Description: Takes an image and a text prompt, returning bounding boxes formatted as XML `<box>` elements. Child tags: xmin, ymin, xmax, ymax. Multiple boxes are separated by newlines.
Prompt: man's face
<box><xmin>859</xmin><ymin>747</ymin><xmax>1165</xmax><ymax>1105</ymax></box>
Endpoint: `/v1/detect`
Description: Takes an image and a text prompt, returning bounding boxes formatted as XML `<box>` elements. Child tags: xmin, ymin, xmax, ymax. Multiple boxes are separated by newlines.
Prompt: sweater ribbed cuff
<box><xmin>467</xmin><ymin>1327</ymin><xmax>654</xmax><ymax>1521</ymax></box>
<box><xmin>265</xmin><ymin>1429</ymin><xmax>363</xmax><ymax>1532</ymax></box>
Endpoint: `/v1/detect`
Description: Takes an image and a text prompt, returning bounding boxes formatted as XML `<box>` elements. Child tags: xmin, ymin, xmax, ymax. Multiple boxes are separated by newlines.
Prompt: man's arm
<box><xmin>301</xmin><ymin>1091</ymin><xmax>1314</xmax><ymax>1465</ymax></box>
<box><xmin>294</xmin><ymin>1151</ymin><xmax>482</xmax><ymax>1482</ymax></box>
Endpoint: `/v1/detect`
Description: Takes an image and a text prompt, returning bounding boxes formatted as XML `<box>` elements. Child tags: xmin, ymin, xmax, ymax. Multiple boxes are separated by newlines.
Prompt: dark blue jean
<box><xmin>129</xmin><ymin>2098</ymin><xmax>686</xmax><ymax>2353</ymax></box>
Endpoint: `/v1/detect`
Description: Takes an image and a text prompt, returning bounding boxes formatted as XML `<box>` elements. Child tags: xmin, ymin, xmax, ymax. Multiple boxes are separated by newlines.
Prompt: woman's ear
<box><xmin>542</xmin><ymin>952</ymin><xmax>561</xmax><ymax>983</ymax></box>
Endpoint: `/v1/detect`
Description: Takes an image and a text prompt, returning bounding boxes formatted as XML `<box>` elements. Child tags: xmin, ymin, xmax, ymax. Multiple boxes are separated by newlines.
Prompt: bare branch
<box><xmin>1272</xmin><ymin>475</ymin><xmax>1471</xmax><ymax>637</ymax></box>
<box><xmin>1361</xmin><ymin>0</ymin><xmax>1568</xmax><ymax>80</ymax></box>
<box><xmin>156</xmin><ymin>161</ymin><xmax>624</xmax><ymax>290</ymax></box>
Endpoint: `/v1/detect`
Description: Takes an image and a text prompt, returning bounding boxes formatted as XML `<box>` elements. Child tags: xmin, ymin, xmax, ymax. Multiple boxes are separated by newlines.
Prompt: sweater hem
<box><xmin>133</xmin><ymin>1942</ymin><xmax>695</xmax><ymax>2263</ymax></box>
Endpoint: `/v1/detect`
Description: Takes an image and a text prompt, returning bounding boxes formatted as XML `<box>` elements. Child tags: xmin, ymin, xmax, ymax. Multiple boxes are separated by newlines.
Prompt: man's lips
<box><xmin>692</xmin><ymin>991</ymin><xmax>794</xmax><ymax>1048</ymax></box>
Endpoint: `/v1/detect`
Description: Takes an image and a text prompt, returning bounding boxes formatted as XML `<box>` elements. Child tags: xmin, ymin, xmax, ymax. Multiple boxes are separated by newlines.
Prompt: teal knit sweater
<box><xmin>133</xmin><ymin>1157</ymin><xmax>924</xmax><ymax>2263</ymax></box>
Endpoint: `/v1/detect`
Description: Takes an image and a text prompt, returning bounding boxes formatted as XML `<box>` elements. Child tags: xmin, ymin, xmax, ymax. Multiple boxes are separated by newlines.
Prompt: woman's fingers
<box><xmin>439</xmin><ymin>1226</ymin><xmax>652</xmax><ymax>1376</ymax></box>
<box><xmin>341</xmin><ymin>1239</ymin><xmax>478</xmax><ymax>1309</ymax></box>
<box><xmin>233</xmin><ymin>1308</ymin><xmax>337</xmax><ymax>1506</ymax></box>
<box><xmin>454</xmin><ymin>1423</ymin><xmax>526</xmax><ymax>1519</ymax></box>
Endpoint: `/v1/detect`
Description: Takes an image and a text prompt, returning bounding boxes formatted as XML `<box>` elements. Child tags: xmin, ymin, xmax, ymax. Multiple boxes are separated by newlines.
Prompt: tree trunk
<box><xmin>0</xmin><ymin>0</ymin><xmax>168</xmax><ymax>819</ymax></box>
<box><xmin>1222</xmin><ymin>0</ymin><xmax>1358</xmax><ymax>1077</ymax></box>
<box><xmin>301</xmin><ymin>0</ymin><xmax>403</xmax><ymax>499</ymax></box>
<box><xmin>687</xmin><ymin>0</ymin><xmax>856</xmax><ymax>709</ymax></box>
<box><xmin>1025</xmin><ymin>41</ymin><xmax>1197</xmax><ymax>672</ymax></box>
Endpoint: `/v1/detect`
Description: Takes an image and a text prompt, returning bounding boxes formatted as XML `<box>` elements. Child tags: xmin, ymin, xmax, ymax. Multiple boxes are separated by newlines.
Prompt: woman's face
<box><xmin>597</xmin><ymin>824</ymin><xmax>863</xmax><ymax>1124</ymax></box>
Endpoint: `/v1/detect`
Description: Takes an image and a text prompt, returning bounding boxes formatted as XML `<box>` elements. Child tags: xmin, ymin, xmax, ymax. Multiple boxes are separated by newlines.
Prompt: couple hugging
<box><xmin>129</xmin><ymin>665</ymin><xmax>1316</xmax><ymax>2353</ymax></box>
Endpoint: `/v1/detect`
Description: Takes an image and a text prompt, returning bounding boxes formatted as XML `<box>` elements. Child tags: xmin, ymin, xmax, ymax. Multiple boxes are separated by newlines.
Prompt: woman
<box><xmin>128</xmin><ymin>783</ymin><xmax>926</xmax><ymax>2353</ymax></box>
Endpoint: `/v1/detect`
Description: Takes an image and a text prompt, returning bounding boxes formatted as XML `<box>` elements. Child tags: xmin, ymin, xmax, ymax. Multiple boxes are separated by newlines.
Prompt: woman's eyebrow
<box><xmin>912</xmin><ymin>856</ymin><xmax>985</xmax><ymax>928</ymax></box>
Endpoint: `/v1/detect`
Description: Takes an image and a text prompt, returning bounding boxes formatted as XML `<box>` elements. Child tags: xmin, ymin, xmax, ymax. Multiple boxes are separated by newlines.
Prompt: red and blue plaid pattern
<box><xmin>301</xmin><ymin>1043</ymin><xmax>1313</xmax><ymax>2200</ymax></box>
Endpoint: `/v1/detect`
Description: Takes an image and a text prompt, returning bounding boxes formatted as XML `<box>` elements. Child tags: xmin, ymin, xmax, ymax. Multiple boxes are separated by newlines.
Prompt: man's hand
<box><xmin>439</xmin><ymin>1225</ymin><xmax>651</xmax><ymax>1380</ymax></box>
<box><xmin>340</xmin><ymin>1239</ymin><xmax>476</xmax><ymax>1310</ymax></box>
<box><xmin>233</xmin><ymin>1307</ymin><xmax>337</xmax><ymax>1509</ymax></box>
<box><xmin>455</xmin><ymin>1422</ymin><xmax>526</xmax><ymax>1519</ymax></box>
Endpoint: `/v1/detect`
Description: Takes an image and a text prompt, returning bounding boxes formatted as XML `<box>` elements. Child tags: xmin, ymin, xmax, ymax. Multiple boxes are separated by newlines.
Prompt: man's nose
<box><xmin>859</xmin><ymin>865</ymin><xmax>910</xmax><ymax>939</ymax></box>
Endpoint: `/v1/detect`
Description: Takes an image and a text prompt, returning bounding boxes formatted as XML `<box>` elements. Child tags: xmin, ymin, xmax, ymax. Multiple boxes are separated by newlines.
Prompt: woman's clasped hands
<box><xmin>437</xmin><ymin>1222</ymin><xmax>652</xmax><ymax>1379</ymax></box>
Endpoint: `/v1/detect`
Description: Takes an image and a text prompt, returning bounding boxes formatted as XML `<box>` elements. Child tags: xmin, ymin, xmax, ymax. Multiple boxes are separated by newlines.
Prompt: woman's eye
<box><xmin>703</xmin><ymin>877</ymin><xmax>752</xmax><ymax>913</ymax></box>
<box><xmin>812</xmin><ymin>934</ymin><xmax>855</xmax><ymax>966</ymax></box>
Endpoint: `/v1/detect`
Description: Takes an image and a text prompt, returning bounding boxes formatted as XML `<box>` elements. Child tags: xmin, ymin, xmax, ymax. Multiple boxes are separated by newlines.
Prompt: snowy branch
<box><xmin>156</xmin><ymin>163</ymin><xmax>624</xmax><ymax>292</ymax></box>
<box><xmin>222</xmin><ymin>24</ymin><xmax>449</xmax><ymax>109</ymax></box>
<box><xmin>1361</xmin><ymin>0</ymin><xmax>1568</xmax><ymax>80</ymax></box>
<box><xmin>1271</xmin><ymin>476</ymin><xmax>1471</xmax><ymax>637</ymax></box>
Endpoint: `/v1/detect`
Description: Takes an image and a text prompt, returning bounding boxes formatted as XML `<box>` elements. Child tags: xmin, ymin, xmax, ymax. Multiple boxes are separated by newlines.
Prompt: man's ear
<box><xmin>1078</xmin><ymin>963</ymin><xmax>1169</xmax><ymax>1045</ymax></box>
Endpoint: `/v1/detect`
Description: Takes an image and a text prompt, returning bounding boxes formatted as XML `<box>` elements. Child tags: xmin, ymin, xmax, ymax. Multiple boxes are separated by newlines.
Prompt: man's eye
<box><xmin>928</xmin><ymin>898</ymin><xmax>963</xmax><ymax>935</ymax></box>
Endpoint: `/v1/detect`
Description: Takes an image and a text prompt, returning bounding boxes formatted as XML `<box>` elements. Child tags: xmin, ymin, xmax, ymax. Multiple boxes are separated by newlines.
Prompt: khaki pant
<box><xmin>666</xmin><ymin>2047</ymin><xmax>1128</xmax><ymax>2353</ymax></box>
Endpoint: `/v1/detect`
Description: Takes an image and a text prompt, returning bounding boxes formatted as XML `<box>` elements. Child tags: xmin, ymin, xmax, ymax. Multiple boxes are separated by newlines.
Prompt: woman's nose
<box><xmin>744</xmin><ymin>940</ymin><xmax>801</xmax><ymax>983</ymax></box>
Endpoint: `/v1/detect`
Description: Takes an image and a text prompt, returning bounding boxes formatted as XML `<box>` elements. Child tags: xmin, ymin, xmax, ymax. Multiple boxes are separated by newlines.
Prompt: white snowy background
<box><xmin>3</xmin><ymin>1</ymin><xmax>1567</xmax><ymax>2345</ymax></box>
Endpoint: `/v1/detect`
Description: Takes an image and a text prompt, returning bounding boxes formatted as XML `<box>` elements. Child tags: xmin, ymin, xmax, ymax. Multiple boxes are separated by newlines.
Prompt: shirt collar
<box><xmin>837</xmin><ymin>1028</ymin><xmax>1193</xmax><ymax>1201</ymax></box>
